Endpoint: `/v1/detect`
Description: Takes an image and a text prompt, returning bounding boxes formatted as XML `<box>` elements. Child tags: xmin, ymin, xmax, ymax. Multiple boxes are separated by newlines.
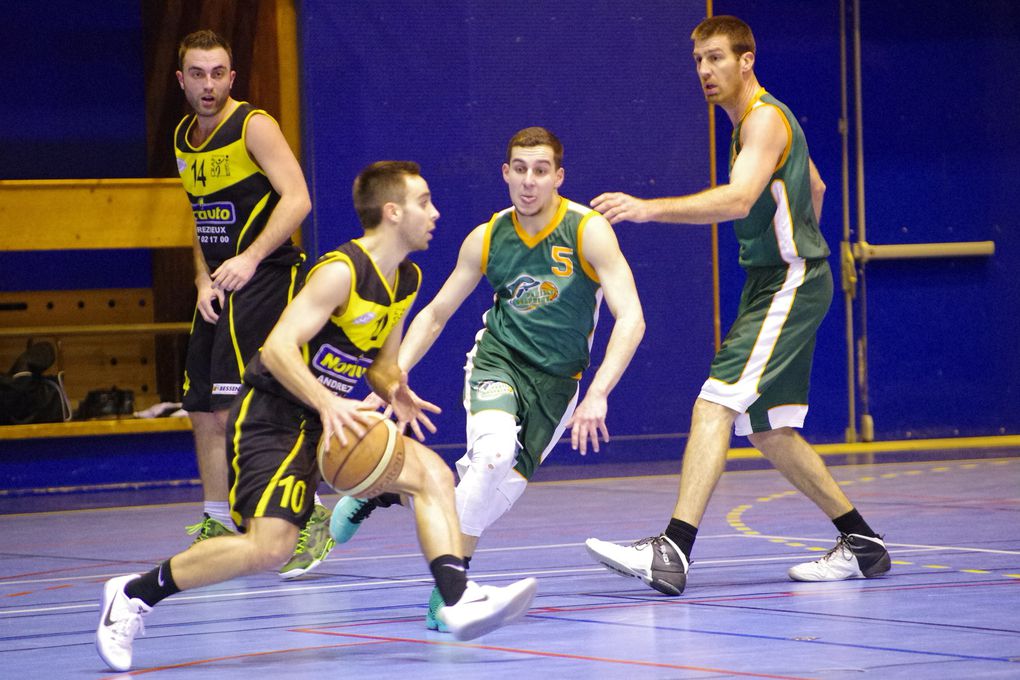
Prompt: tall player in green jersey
<box><xmin>331</xmin><ymin>127</ymin><xmax>645</xmax><ymax>630</ymax></box>
<box><xmin>586</xmin><ymin>16</ymin><xmax>890</xmax><ymax>596</ymax></box>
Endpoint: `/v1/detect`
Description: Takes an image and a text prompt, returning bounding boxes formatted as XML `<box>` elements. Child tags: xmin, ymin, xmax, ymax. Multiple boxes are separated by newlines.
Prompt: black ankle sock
<box><xmin>664</xmin><ymin>518</ymin><xmax>698</xmax><ymax>561</ymax></box>
<box><xmin>372</xmin><ymin>492</ymin><xmax>403</xmax><ymax>508</ymax></box>
<box><xmin>124</xmin><ymin>559</ymin><xmax>180</xmax><ymax>607</ymax></box>
<box><xmin>463</xmin><ymin>555</ymin><xmax>472</xmax><ymax>570</ymax></box>
<box><xmin>833</xmin><ymin>508</ymin><xmax>877</xmax><ymax>538</ymax></box>
<box><xmin>429</xmin><ymin>555</ymin><xmax>468</xmax><ymax>606</ymax></box>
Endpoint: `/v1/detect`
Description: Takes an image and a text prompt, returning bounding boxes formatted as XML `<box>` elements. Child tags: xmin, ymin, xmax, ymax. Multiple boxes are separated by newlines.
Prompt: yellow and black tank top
<box><xmin>244</xmin><ymin>239</ymin><xmax>421</xmax><ymax>404</ymax></box>
<box><xmin>174</xmin><ymin>101</ymin><xmax>302</xmax><ymax>270</ymax></box>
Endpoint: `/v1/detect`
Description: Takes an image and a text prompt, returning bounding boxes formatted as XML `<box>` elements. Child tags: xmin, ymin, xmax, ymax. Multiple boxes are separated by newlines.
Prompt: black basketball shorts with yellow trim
<box><xmin>225</xmin><ymin>385</ymin><xmax>322</xmax><ymax>529</ymax></box>
<box><xmin>183</xmin><ymin>261</ymin><xmax>302</xmax><ymax>413</ymax></box>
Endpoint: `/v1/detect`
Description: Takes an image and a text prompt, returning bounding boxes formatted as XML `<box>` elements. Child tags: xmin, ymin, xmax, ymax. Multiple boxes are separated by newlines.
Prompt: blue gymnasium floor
<box><xmin>2</xmin><ymin>452</ymin><xmax>1019</xmax><ymax>679</ymax></box>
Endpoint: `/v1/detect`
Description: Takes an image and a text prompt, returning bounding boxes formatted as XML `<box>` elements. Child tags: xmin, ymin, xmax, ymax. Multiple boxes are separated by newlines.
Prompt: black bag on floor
<box><xmin>75</xmin><ymin>386</ymin><xmax>135</xmax><ymax>420</ymax></box>
<box><xmin>0</xmin><ymin>340</ymin><xmax>72</xmax><ymax>425</ymax></box>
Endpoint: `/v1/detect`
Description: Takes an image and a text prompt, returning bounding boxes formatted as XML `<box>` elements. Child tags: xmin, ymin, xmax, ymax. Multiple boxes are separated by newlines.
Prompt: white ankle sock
<box><xmin>203</xmin><ymin>501</ymin><xmax>232</xmax><ymax>527</ymax></box>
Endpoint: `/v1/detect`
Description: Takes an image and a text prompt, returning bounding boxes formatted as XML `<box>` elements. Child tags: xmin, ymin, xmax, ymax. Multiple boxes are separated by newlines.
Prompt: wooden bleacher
<box><xmin>0</xmin><ymin>178</ymin><xmax>195</xmax><ymax>439</ymax></box>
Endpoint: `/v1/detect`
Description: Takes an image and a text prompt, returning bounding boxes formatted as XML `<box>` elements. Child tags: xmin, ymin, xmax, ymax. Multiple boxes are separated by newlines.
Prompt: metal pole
<box><xmin>852</xmin><ymin>0</ymin><xmax>874</xmax><ymax>442</ymax></box>
<box><xmin>839</xmin><ymin>0</ymin><xmax>857</xmax><ymax>444</ymax></box>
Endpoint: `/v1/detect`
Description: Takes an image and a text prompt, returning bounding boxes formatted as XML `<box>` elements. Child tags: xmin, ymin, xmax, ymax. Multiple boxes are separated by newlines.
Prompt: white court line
<box><xmin>0</xmin><ymin>568</ymin><xmax>570</xmax><ymax>616</ymax></box>
<box><xmin>3</xmin><ymin>535</ymin><xmax>1018</xmax><ymax>589</ymax></box>
<box><xmin>729</xmin><ymin>534</ymin><xmax>1020</xmax><ymax>556</ymax></box>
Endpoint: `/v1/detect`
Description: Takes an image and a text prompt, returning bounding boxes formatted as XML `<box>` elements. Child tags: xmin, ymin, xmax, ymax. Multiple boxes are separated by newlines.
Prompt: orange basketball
<box><xmin>317</xmin><ymin>411</ymin><xmax>405</xmax><ymax>499</ymax></box>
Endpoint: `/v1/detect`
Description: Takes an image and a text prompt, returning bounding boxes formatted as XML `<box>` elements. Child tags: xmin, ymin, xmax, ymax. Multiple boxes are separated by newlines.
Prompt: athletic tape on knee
<box><xmin>455</xmin><ymin>410</ymin><xmax>520</xmax><ymax>535</ymax></box>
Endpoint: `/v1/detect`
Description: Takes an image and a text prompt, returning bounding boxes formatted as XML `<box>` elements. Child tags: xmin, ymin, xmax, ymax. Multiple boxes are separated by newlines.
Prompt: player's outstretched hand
<box><xmin>590</xmin><ymin>192</ymin><xmax>650</xmax><ymax>225</ymax></box>
<box><xmin>567</xmin><ymin>392</ymin><xmax>610</xmax><ymax>455</ymax></box>
<box><xmin>387</xmin><ymin>371</ymin><xmax>441</xmax><ymax>441</ymax></box>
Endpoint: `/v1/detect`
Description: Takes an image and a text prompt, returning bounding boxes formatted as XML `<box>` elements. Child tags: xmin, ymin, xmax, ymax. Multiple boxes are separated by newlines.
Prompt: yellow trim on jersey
<box><xmin>254</xmin><ymin>422</ymin><xmax>307</xmax><ymax>518</ymax></box>
<box><xmin>181</xmin><ymin>101</ymin><xmax>242</xmax><ymax>152</ymax></box>
<box><xmin>738</xmin><ymin>87</ymin><xmax>767</xmax><ymax>126</ymax></box>
<box><xmin>740</xmin><ymin>89</ymin><xmax>792</xmax><ymax>173</ymax></box>
<box><xmin>575</xmin><ymin>209</ymin><xmax>601</xmax><ymax>283</ymax></box>
<box><xmin>480</xmin><ymin>211</ymin><xmax>502</xmax><ymax>275</ymax></box>
<box><xmin>351</xmin><ymin>238</ymin><xmax>398</xmax><ymax>299</ymax></box>
<box><xmin>227</xmin><ymin>291</ymin><xmax>245</xmax><ymax>376</ymax></box>
<box><xmin>512</xmin><ymin>196</ymin><xmax>568</xmax><ymax>248</ymax></box>
<box><xmin>235</xmin><ymin>191</ymin><xmax>272</xmax><ymax>255</ymax></box>
<box><xmin>305</xmin><ymin>249</ymin><xmax>354</xmax><ymax>315</ymax></box>
<box><xmin>759</xmin><ymin>104</ymin><xmax>793</xmax><ymax>171</ymax></box>
<box><xmin>240</xmin><ymin>109</ymin><xmax>266</xmax><ymax>172</ymax></box>
<box><xmin>228</xmin><ymin>388</ymin><xmax>255</xmax><ymax>526</ymax></box>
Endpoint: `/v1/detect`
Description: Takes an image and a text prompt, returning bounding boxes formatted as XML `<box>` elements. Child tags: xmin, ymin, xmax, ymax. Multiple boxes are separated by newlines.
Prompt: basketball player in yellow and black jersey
<box><xmin>173</xmin><ymin>30</ymin><xmax>333</xmax><ymax>579</ymax></box>
<box><xmin>96</xmin><ymin>161</ymin><xmax>537</xmax><ymax>672</ymax></box>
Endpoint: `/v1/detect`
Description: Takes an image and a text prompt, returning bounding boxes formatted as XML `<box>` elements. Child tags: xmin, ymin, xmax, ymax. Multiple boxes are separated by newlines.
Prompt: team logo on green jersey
<box><xmin>505</xmin><ymin>275</ymin><xmax>559</xmax><ymax>312</ymax></box>
<box><xmin>475</xmin><ymin>380</ymin><xmax>514</xmax><ymax>401</ymax></box>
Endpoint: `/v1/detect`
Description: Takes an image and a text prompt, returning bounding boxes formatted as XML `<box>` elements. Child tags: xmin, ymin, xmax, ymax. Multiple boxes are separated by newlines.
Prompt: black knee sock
<box><xmin>832</xmin><ymin>508</ymin><xmax>877</xmax><ymax>538</ymax></box>
<box><xmin>124</xmin><ymin>559</ymin><xmax>180</xmax><ymax>608</ymax></box>
<box><xmin>664</xmin><ymin>518</ymin><xmax>698</xmax><ymax>561</ymax></box>
<box><xmin>429</xmin><ymin>555</ymin><xmax>468</xmax><ymax>606</ymax></box>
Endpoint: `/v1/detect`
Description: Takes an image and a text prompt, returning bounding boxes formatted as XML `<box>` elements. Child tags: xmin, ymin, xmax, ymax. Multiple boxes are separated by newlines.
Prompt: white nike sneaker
<box><xmin>96</xmin><ymin>574</ymin><xmax>151</xmax><ymax>671</ymax></box>
<box><xmin>437</xmin><ymin>578</ymin><xmax>538</xmax><ymax>641</ymax></box>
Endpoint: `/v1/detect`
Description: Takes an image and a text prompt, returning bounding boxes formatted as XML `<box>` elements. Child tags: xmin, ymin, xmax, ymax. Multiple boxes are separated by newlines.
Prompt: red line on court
<box><xmin>292</xmin><ymin>628</ymin><xmax>814</xmax><ymax>679</ymax></box>
<box><xmin>98</xmin><ymin>639</ymin><xmax>389</xmax><ymax>678</ymax></box>
<box><xmin>0</xmin><ymin>559</ymin><xmax>158</xmax><ymax>582</ymax></box>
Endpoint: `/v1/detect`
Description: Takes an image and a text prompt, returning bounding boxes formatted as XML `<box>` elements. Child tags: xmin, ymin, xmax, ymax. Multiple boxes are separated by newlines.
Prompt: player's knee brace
<box><xmin>455</xmin><ymin>410</ymin><xmax>524</xmax><ymax>536</ymax></box>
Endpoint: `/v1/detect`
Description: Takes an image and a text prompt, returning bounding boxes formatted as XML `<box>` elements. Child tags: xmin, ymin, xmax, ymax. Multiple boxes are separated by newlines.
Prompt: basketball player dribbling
<box><xmin>95</xmin><ymin>161</ymin><xmax>537</xmax><ymax>673</ymax></box>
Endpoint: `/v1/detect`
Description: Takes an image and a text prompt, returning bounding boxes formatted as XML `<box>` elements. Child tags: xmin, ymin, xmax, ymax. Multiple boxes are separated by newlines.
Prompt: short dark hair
<box><xmin>691</xmin><ymin>15</ymin><xmax>756</xmax><ymax>57</ymax></box>
<box><xmin>178</xmin><ymin>30</ymin><xmax>233</xmax><ymax>70</ymax></box>
<box><xmin>505</xmin><ymin>127</ymin><xmax>564</xmax><ymax>169</ymax></box>
<box><xmin>352</xmin><ymin>161</ymin><xmax>422</xmax><ymax>229</ymax></box>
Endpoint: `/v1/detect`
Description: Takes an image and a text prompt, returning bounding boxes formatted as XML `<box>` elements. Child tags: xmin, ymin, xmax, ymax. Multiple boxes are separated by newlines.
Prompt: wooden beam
<box><xmin>0</xmin><ymin>179</ymin><xmax>193</xmax><ymax>251</ymax></box>
<box><xmin>0</xmin><ymin>323</ymin><xmax>190</xmax><ymax>339</ymax></box>
<box><xmin>0</xmin><ymin>417</ymin><xmax>192</xmax><ymax>441</ymax></box>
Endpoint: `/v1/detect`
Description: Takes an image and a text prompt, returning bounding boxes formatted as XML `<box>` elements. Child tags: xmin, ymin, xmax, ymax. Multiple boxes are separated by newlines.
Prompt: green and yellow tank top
<box><xmin>729</xmin><ymin>88</ymin><xmax>830</xmax><ymax>268</ymax></box>
<box><xmin>478</xmin><ymin>197</ymin><xmax>603</xmax><ymax>379</ymax></box>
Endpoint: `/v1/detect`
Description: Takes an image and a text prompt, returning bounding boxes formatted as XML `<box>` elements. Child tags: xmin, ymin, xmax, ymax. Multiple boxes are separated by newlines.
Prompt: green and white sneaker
<box><xmin>425</xmin><ymin>586</ymin><xmax>450</xmax><ymax>632</ymax></box>
<box><xmin>279</xmin><ymin>504</ymin><xmax>336</xmax><ymax>580</ymax></box>
<box><xmin>185</xmin><ymin>514</ymin><xmax>233</xmax><ymax>544</ymax></box>
<box><xmin>329</xmin><ymin>492</ymin><xmax>403</xmax><ymax>544</ymax></box>
<box><xmin>330</xmin><ymin>496</ymin><xmax>372</xmax><ymax>544</ymax></box>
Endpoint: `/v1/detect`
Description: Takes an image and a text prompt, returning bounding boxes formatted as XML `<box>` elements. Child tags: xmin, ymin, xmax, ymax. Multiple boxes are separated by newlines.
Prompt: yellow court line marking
<box><xmin>724</xmin><ymin>458</ymin><xmax>1020</xmax><ymax>578</ymax></box>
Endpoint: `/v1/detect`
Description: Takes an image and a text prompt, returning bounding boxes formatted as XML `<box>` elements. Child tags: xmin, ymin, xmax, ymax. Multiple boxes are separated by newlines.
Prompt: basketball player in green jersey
<box><xmin>174</xmin><ymin>31</ymin><xmax>333</xmax><ymax>579</ymax></box>
<box><xmin>331</xmin><ymin>127</ymin><xmax>645</xmax><ymax>630</ymax></box>
<box><xmin>96</xmin><ymin>162</ymin><xmax>538</xmax><ymax>672</ymax></box>
<box><xmin>585</xmin><ymin>15</ymin><xmax>890</xmax><ymax>595</ymax></box>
